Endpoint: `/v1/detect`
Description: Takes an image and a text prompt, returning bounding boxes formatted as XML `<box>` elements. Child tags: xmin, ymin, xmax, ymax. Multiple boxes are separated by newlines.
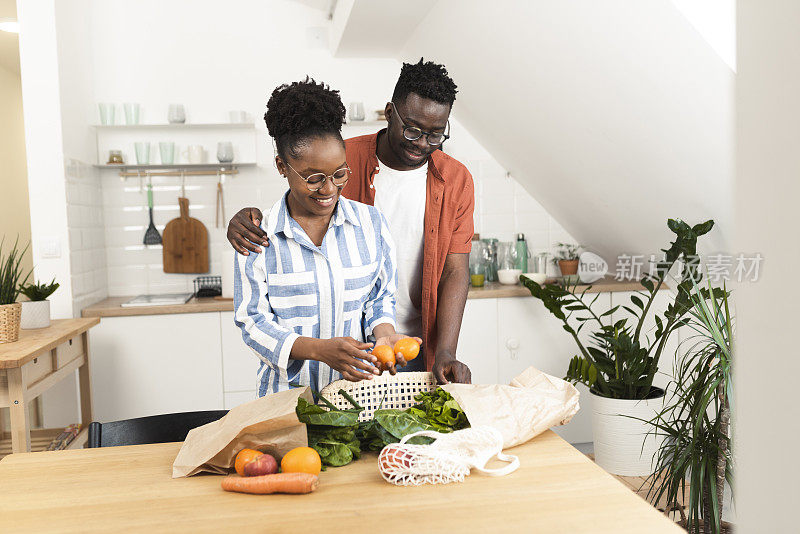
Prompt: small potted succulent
<box><xmin>20</xmin><ymin>278</ymin><xmax>59</xmax><ymax>329</ymax></box>
<box><xmin>0</xmin><ymin>237</ymin><xmax>32</xmax><ymax>343</ymax></box>
<box><xmin>554</xmin><ymin>242</ymin><xmax>582</xmax><ymax>277</ymax></box>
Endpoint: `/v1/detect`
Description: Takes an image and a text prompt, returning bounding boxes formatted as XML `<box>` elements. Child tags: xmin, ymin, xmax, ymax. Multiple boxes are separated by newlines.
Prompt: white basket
<box><xmin>320</xmin><ymin>372</ymin><xmax>438</xmax><ymax>421</ymax></box>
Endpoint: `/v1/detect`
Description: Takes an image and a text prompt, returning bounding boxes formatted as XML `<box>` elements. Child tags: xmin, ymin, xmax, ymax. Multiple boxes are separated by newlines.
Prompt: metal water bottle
<box><xmin>514</xmin><ymin>233</ymin><xmax>529</xmax><ymax>272</ymax></box>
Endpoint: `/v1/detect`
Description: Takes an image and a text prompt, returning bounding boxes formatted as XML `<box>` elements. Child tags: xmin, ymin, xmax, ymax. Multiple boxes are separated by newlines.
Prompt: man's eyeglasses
<box><xmin>390</xmin><ymin>101</ymin><xmax>450</xmax><ymax>146</ymax></box>
<box><xmin>283</xmin><ymin>160</ymin><xmax>351</xmax><ymax>192</ymax></box>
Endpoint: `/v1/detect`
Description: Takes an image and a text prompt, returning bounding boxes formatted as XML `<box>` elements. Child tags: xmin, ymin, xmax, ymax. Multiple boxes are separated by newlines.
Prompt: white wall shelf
<box><xmin>92</xmin><ymin>123</ymin><xmax>255</xmax><ymax>130</ymax></box>
<box><xmin>93</xmin><ymin>163</ymin><xmax>256</xmax><ymax>170</ymax></box>
<box><xmin>94</xmin><ymin>162</ymin><xmax>257</xmax><ymax>178</ymax></box>
<box><xmin>343</xmin><ymin>120</ymin><xmax>386</xmax><ymax>127</ymax></box>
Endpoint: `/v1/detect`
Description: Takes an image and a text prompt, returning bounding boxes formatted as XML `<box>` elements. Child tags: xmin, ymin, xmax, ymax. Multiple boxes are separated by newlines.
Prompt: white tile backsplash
<box><xmin>65</xmin><ymin>158</ymin><xmax>109</xmax><ymax>315</ymax></box>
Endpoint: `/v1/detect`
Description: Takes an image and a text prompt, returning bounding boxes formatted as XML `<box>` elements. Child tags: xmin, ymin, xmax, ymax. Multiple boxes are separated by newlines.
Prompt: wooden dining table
<box><xmin>0</xmin><ymin>429</ymin><xmax>682</xmax><ymax>533</ymax></box>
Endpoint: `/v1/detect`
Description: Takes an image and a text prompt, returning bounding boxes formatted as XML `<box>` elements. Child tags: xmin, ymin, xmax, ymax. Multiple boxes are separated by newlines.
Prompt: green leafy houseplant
<box><xmin>554</xmin><ymin>242</ymin><xmax>582</xmax><ymax>261</ymax></box>
<box><xmin>20</xmin><ymin>279</ymin><xmax>59</xmax><ymax>302</ymax></box>
<box><xmin>521</xmin><ymin>219</ymin><xmax>716</xmax><ymax>400</ymax></box>
<box><xmin>0</xmin><ymin>237</ymin><xmax>31</xmax><ymax>305</ymax></box>
<box><xmin>644</xmin><ymin>278</ymin><xmax>733</xmax><ymax>534</ymax></box>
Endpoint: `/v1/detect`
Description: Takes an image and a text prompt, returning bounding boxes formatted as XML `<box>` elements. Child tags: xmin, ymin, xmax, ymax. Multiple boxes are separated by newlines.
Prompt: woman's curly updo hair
<box><xmin>264</xmin><ymin>77</ymin><xmax>346</xmax><ymax>161</ymax></box>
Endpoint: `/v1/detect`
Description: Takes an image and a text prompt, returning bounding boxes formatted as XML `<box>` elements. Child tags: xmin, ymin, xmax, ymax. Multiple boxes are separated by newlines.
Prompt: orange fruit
<box><xmin>234</xmin><ymin>448</ymin><xmax>264</xmax><ymax>476</ymax></box>
<box><xmin>372</xmin><ymin>345</ymin><xmax>396</xmax><ymax>366</ymax></box>
<box><xmin>281</xmin><ymin>446</ymin><xmax>322</xmax><ymax>476</ymax></box>
<box><xmin>393</xmin><ymin>338</ymin><xmax>420</xmax><ymax>361</ymax></box>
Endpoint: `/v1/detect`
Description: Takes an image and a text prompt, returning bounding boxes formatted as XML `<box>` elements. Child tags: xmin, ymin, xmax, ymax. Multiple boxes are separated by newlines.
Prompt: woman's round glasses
<box><xmin>284</xmin><ymin>160</ymin><xmax>351</xmax><ymax>192</ymax></box>
<box><xmin>390</xmin><ymin>101</ymin><xmax>450</xmax><ymax>146</ymax></box>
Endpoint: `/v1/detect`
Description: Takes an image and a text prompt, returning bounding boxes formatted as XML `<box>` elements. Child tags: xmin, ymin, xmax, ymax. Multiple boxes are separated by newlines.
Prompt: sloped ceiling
<box><xmin>332</xmin><ymin>0</ymin><xmax>734</xmax><ymax>263</ymax></box>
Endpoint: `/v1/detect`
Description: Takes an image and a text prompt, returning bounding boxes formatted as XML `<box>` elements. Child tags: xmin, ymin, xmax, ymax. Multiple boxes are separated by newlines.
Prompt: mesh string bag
<box><xmin>378</xmin><ymin>426</ymin><xmax>520</xmax><ymax>486</ymax></box>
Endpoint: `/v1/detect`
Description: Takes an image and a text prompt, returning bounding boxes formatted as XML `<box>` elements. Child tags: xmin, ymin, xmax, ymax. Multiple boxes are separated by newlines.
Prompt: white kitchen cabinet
<box><xmin>220</xmin><ymin>311</ymin><xmax>261</xmax><ymax>393</ymax></box>
<box><xmin>456</xmin><ymin>299</ymin><xmax>499</xmax><ymax>384</ymax></box>
<box><xmin>90</xmin><ymin>313</ymin><xmax>224</xmax><ymax>422</ymax></box>
<box><xmin>496</xmin><ymin>293</ymin><xmax>612</xmax><ymax>444</ymax></box>
<box><xmin>224</xmin><ymin>390</ymin><xmax>257</xmax><ymax>409</ymax></box>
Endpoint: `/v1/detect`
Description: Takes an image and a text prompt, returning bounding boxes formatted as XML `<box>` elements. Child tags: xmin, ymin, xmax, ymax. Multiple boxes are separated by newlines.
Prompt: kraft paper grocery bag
<box><xmin>172</xmin><ymin>387</ymin><xmax>313</xmax><ymax>477</ymax></box>
<box><xmin>441</xmin><ymin>366</ymin><xmax>580</xmax><ymax>448</ymax></box>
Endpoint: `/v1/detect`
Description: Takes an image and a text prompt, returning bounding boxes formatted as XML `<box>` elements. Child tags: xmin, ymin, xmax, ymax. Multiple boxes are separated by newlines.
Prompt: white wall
<box><xmin>735</xmin><ymin>1</ymin><xmax>800</xmax><ymax>531</ymax></box>
<box><xmin>55</xmin><ymin>0</ymin><xmax>109</xmax><ymax>315</ymax></box>
<box><xmin>0</xmin><ymin>58</ymin><xmax>32</xmax><ymax>277</ymax></box>
<box><xmin>388</xmin><ymin>0</ymin><xmax>734</xmax><ymax>265</ymax></box>
<box><xmin>17</xmin><ymin>0</ymin><xmax>74</xmax><ymax>318</ymax></box>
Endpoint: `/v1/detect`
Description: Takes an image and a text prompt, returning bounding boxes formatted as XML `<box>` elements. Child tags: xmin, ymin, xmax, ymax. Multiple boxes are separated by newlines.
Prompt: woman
<box><xmin>234</xmin><ymin>78</ymin><xmax>418</xmax><ymax>396</ymax></box>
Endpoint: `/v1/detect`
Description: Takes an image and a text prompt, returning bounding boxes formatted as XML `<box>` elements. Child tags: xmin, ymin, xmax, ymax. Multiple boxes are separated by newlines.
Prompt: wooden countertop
<box><xmin>81</xmin><ymin>296</ymin><xmax>233</xmax><ymax>318</ymax></box>
<box><xmin>82</xmin><ymin>278</ymin><xmax>652</xmax><ymax>318</ymax></box>
<box><xmin>0</xmin><ymin>430</ymin><xmax>681</xmax><ymax>533</ymax></box>
<box><xmin>0</xmin><ymin>318</ymin><xmax>99</xmax><ymax>369</ymax></box>
<box><xmin>467</xmin><ymin>278</ymin><xmax>650</xmax><ymax>299</ymax></box>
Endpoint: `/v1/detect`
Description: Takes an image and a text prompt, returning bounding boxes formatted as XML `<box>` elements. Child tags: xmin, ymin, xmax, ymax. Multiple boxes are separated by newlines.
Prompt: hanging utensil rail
<box><xmin>117</xmin><ymin>168</ymin><xmax>240</xmax><ymax>178</ymax></box>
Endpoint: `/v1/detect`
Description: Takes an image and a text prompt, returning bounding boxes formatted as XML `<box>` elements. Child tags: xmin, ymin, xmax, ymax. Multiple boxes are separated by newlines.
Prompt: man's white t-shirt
<box><xmin>373</xmin><ymin>159</ymin><xmax>427</xmax><ymax>338</ymax></box>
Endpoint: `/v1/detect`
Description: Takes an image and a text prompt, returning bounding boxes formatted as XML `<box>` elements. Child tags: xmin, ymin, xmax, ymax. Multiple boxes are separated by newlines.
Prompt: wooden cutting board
<box><xmin>162</xmin><ymin>197</ymin><xmax>209</xmax><ymax>273</ymax></box>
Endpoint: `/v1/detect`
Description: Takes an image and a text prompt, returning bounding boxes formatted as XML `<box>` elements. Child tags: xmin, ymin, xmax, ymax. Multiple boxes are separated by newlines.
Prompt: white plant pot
<box><xmin>590</xmin><ymin>388</ymin><xmax>665</xmax><ymax>476</ymax></box>
<box><xmin>20</xmin><ymin>300</ymin><xmax>51</xmax><ymax>329</ymax></box>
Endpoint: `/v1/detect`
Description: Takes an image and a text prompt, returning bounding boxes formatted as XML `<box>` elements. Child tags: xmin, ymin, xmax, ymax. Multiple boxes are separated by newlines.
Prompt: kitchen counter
<box><xmin>81</xmin><ymin>278</ymin><xmax>651</xmax><ymax>318</ymax></box>
<box><xmin>467</xmin><ymin>277</ymin><xmax>650</xmax><ymax>299</ymax></box>
<box><xmin>82</xmin><ymin>296</ymin><xmax>233</xmax><ymax>318</ymax></box>
<box><xmin>0</xmin><ymin>430</ymin><xmax>682</xmax><ymax>533</ymax></box>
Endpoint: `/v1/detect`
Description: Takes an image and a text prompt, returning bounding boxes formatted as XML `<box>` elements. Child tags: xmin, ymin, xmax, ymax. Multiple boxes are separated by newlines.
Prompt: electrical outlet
<box><xmin>40</xmin><ymin>237</ymin><xmax>61</xmax><ymax>259</ymax></box>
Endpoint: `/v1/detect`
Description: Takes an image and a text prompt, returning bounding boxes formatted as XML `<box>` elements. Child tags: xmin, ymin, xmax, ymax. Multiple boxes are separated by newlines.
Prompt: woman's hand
<box><xmin>314</xmin><ymin>337</ymin><xmax>380</xmax><ymax>382</ymax></box>
<box><xmin>227</xmin><ymin>207</ymin><xmax>268</xmax><ymax>255</ymax></box>
<box><xmin>373</xmin><ymin>332</ymin><xmax>423</xmax><ymax>375</ymax></box>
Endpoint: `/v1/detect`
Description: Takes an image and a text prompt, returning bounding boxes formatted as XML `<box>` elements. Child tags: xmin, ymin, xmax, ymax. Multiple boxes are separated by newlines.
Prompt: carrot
<box><xmin>221</xmin><ymin>472</ymin><xmax>319</xmax><ymax>495</ymax></box>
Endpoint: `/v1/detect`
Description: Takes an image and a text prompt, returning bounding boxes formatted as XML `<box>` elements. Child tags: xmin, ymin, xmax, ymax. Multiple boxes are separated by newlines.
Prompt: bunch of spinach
<box><xmin>296</xmin><ymin>388</ymin><xmax>470</xmax><ymax>467</ymax></box>
<box><xmin>296</xmin><ymin>396</ymin><xmax>361</xmax><ymax>467</ymax></box>
<box><xmin>407</xmin><ymin>389</ymin><xmax>469</xmax><ymax>432</ymax></box>
<box><xmin>357</xmin><ymin>409</ymin><xmax>436</xmax><ymax>451</ymax></box>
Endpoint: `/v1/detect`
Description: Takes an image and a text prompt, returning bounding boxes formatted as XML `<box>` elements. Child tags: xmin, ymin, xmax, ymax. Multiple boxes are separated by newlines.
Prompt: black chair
<box><xmin>88</xmin><ymin>410</ymin><xmax>228</xmax><ymax>448</ymax></box>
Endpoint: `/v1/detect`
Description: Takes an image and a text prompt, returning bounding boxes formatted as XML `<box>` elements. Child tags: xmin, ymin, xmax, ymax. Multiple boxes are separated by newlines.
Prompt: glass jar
<box><xmin>107</xmin><ymin>150</ymin><xmax>124</xmax><ymax>164</ymax></box>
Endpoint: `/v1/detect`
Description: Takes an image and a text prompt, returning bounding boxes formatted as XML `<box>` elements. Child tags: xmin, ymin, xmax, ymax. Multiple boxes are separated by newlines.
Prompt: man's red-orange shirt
<box><xmin>342</xmin><ymin>131</ymin><xmax>475</xmax><ymax>370</ymax></box>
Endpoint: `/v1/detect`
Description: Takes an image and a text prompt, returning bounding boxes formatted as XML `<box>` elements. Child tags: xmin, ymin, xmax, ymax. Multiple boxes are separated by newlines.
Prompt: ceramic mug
<box><xmin>183</xmin><ymin>145</ymin><xmax>204</xmax><ymax>164</ymax></box>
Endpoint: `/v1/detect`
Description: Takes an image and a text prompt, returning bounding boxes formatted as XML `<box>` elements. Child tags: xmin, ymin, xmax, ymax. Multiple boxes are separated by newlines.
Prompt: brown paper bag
<box><xmin>172</xmin><ymin>387</ymin><xmax>313</xmax><ymax>478</ymax></box>
<box><xmin>441</xmin><ymin>366</ymin><xmax>580</xmax><ymax>448</ymax></box>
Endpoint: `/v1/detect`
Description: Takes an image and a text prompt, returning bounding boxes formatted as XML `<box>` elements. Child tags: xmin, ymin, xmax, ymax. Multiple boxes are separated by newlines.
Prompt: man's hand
<box><xmin>373</xmin><ymin>333</ymin><xmax>423</xmax><ymax>375</ymax></box>
<box><xmin>432</xmin><ymin>350</ymin><xmax>472</xmax><ymax>384</ymax></box>
<box><xmin>227</xmin><ymin>207</ymin><xmax>268</xmax><ymax>255</ymax></box>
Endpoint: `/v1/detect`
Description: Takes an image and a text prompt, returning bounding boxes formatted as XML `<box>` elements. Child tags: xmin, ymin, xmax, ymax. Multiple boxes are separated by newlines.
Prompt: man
<box><xmin>227</xmin><ymin>58</ymin><xmax>474</xmax><ymax>384</ymax></box>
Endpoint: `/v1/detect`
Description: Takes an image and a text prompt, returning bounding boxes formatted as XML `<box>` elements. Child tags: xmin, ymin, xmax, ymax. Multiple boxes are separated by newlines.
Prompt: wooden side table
<box><xmin>0</xmin><ymin>318</ymin><xmax>100</xmax><ymax>453</ymax></box>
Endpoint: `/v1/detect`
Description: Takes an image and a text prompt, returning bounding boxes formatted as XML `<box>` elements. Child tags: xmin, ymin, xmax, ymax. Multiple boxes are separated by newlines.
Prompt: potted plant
<box><xmin>20</xmin><ymin>278</ymin><xmax>59</xmax><ymax>329</ymax></box>
<box><xmin>522</xmin><ymin>219</ymin><xmax>717</xmax><ymax>476</ymax></box>
<box><xmin>554</xmin><ymin>242</ymin><xmax>582</xmax><ymax>277</ymax></box>
<box><xmin>0</xmin><ymin>237</ymin><xmax>32</xmax><ymax>343</ymax></box>
<box><xmin>644</xmin><ymin>277</ymin><xmax>733</xmax><ymax>534</ymax></box>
